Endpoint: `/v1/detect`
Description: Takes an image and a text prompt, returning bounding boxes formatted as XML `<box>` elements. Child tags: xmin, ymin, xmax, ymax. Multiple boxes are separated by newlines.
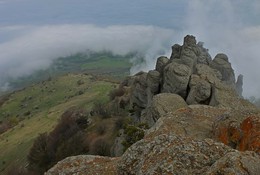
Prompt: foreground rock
<box><xmin>214</xmin><ymin>115</ymin><xmax>260</xmax><ymax>154</ymax></box>
<box><xmin>206</xmin><ymin>151</ymin><xmax>260</xmax><ymax>175</ymax></box>
<box><xmin>45</xmin><ymin>155</ymin><xmax>119</xmax><ymax>175</ymax></box>
<box><xmin>117</xmin><ymin>134</ymin><xmax>231</xmax><ymax>175</ymax></box>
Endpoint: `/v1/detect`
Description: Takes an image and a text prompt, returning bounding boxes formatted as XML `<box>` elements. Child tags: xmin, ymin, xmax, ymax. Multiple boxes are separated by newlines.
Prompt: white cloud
<box><xmin>0</xmin><ymin>24</ymin><xmax>175</xmax><ymax>85</ymax></box>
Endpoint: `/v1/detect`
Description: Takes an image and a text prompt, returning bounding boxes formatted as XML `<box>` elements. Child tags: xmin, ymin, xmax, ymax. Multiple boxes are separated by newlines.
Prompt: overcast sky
<box><xmin>0</xmin><ymin>0</ymin><xmax>260</xmax><ymax>97</ymax></box>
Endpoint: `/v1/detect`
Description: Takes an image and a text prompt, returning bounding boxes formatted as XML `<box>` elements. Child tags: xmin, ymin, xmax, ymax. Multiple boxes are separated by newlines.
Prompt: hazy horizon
<box><xmin>0</xmin><ymin>0</ymin><xmax>260</xmax><ymax>97</ymax></box>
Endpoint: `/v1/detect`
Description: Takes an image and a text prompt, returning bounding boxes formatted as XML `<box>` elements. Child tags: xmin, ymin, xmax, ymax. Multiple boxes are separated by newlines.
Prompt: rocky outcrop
<box><xmin>214</xmin><ymin>115</ymin><xmax>260</xmax><ymax>154</ymax></box>
<box><xmin>117</xmin><ymin>134</ymin><xmax>234</xmax><ymax>175</ymax></box>
<box><xmin>124</xmin><ymin>35</ymin><xmax>254</xmax><ymax>125</ymax></box>
<box><xmin>186</xmin><ymin>74</ymin><xmax>212</xmax><ymax>104</ymax></box>
<box><xmin>46</xmin><ymin>35</ymin><xmax>260</xmax><ymax>174</ymax></box>
<box><xmin>236</xmin><ymin>74</ymin><xmax>243</xmax><ymax>97</ymax></box>
<box><xmin>45</xmin><ymin>155</ymin><xmax>119</xmax><ymax>175</ymax></box>
<box><xmin>162</xmin><ymin>61</ymin><xmax>191</xmax><ymax>97</ymax></box>
<box><xmin>155</xmin><ymin>56</ymin><xmax>169</xmax><ymax>73</ymax></box>
<box><xmin>206</xmin><ymin>151</ymin><xmax>260</xmax><ymax>175</ymax></box>
<box><xmin>210</xmin><ymin>53</ymin><xmax>236</xmax><ymax>84</ymax></box>
<box><xmin>129</xmin><ymin>71</ymin><xmax>148</xmax><ymax>110</ymax></box>
<box><xmin>141</xmin><ymin>93</ymin><xmax>187</xmax><ymax>126</ymax></box>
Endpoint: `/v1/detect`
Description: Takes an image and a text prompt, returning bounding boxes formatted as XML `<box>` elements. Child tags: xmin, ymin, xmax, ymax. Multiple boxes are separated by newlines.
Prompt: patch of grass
<box><xmin>82</xmin><ymin>56</ymin><xmax>131</xmax><ymax>70</ymax></box>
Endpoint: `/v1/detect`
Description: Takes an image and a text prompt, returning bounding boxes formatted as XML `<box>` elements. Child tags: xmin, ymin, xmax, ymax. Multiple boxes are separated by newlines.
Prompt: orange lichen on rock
<box><xmin>215</xmin><ymin>116</ymin><xmax>260</xmax><ymax>154</ymax></box>
<box><xmin>216</xmin><ymin>126</ymin><xmax>229</xmax><ymax>145</ymax></box>
<box><xmin>239</xmin><ymin>116</ymin><xmax>260</xmax><ymax>154</ymax></box>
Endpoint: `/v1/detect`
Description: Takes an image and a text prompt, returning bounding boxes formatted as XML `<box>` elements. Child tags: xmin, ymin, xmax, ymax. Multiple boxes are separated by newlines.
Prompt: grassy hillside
<box><xmin>7</xmin><ymin>51</ymin><xmax>133</xmax><ymax>91</ymax></box>
<box><xmin>0</xmin><ymin>73</ymin><xmax>118</xmax><ymax>174</ymax></box>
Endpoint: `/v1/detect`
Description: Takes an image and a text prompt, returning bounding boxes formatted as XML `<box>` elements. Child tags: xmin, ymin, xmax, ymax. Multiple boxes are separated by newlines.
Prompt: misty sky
<box><xmin>0</xmin><ymin>0</ymin><xmax>260</xmax><ymax>97</ymax></box>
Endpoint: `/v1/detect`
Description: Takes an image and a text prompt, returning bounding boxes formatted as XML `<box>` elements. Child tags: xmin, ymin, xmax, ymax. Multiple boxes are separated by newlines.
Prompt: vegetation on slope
<box><xmin>0</xmin><ymin>74</ymin><xmax>126</xmax><ymax>174</ymax></box>
<box><xmin>7</xmin><ymin>51</ymin><xmax>133</xmax><ymax>92</ymax></box>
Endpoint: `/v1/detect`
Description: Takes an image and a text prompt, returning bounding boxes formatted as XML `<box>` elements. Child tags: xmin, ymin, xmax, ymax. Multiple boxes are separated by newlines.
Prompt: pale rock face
<box><xmin>155</xmin><ymin>56</ymin><xmax>169</xmax><ymax>73</ymax></box>
<box><xmin>162</xmin><ymin>62</ymin><xmax>191</xmax><ymax>97</ymax></box>
<box><xmin>235</xmin><ymin>74</ymin><xmax>243</xmax><ymax>97</ymax></box>
<box><xmin>117</xmin><ymin>134</ymin><xmax>234</xmax><ymax>175</ymax></box>
<box><xmin>141</xmin><ymin>93</ymin><xmax>187</xmax><ymax>127</ymax></box>
<box><xmin>206</xmin><ymin>151</ymin><xmax>260</xmax><ymax>175</ymax></box>
<box><xmin>210</xmin><ymin>53</ymin><xmax>236</xmax><ymax>84</ymax></box>
<box><xmin>186</xmin><ymin>74</ymin><xmax>211</xmax><ymax>105</ymax></box>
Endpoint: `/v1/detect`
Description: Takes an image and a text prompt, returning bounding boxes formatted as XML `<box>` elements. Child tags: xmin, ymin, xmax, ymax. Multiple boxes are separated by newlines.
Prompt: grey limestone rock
<box><xmin>129</xmin><ymin>71</ymin><xmax>148</xmax><ymax>109</ymax></box>
<box><xmin>155</xmin><ymin>56</ymin><xmax>169</xmax><ymax>73</ymax></box>
<box><xmin>186</xmin><ymin>74</ymin><xmax>211</xmax><ymax>105</ymax></box>
<box><xmin>206</xmin><ymin>151</ymin><xmax>260</xmax><ymax>175</ymax></box>
<box><xmin>162</xmin><ymin>61</ymin><xmax>191</xmax><ymax>98</ymax></box>
<box><xmin>210</xmin><ymin>53</ymin><xmax>236</xmax><ymax>84</ymax></box>
<box><xmin>235</xmin><ymin>74</ymin><xmax>243</xmax><ymax>97</ymax></box>
<box><xmin>141</xmin><ymin>93</ymin><xmax>187</xmax><ymax>127</ymax></box>
<box><xmin>117</xmin><ymin>134</ymin><xmax>235</xmax><ymax>175</ymax></box>
<box><xmin>146</xmin><ymin>70</ymin><xmax>161</xmax><ymax>106</ymax></box>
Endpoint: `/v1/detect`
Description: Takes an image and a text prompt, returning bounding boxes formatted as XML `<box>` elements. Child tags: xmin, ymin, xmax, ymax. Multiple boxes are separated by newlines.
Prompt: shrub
<box><xmin>96</xmin><ymin>124</ymin><xmax>107</xmax><ymax>135</ymax></box>
<box><xmin>8</xmin><ymin>117</ymin><xmax>19</xmax><ymax>126</ymax></box>
<box><xmin>55</xmin><ymin>131</ymin><xmax>89</xmax><ymax>161</ymax></box>
<box><xmin>114</xmin><ymin>117</ymin><xmax>125</xmax><ymax>131</ymax></box>
<box><xmin>27</xmin><ymin>108</ymin><xmax>89</xmax><ymax>173</ymax></box>
<box><xmin>122</xmin><ymin>123</ymin><xmax>148</xmax><ymax>151</ymax></box>
<box><xmin>91</xmin><ymin>138</ymin><xmax>111</xmax><ymax>156</ymax></box>
<box><xmin>91</xmin><ymin>101</ymin><xmax>111</xmax><ymax>118</ymax></box>
<box><xmin>27</xmin><ymin>133</ymin><xmax>50</xmax><ymax>173</ymax></box>
<box><xmin>0</xmin><ymin>121</ymin><xmax>10</xmax><ymax>134</ymax></box>
<box><xmin>109</xmin><ymin>86</ymin><xmax>125</xmax><ymax>101</ymax></box>
<box><xmin>76</xmin><ymin>79</ymin><xmax>84</xmax><ymax>86</ymax></box>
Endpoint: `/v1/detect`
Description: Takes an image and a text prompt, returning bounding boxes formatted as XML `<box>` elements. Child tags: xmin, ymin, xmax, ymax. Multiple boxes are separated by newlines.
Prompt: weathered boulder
<box><xmin>197</xmin><ymin>41</ymin><xmax>212</xmax><ymax>64</ymax></box>
<box><xmin>162</xmin><ymin>62</ymin><xmax>191</xmax><ymax>97</ymax></box>
<box><xmin>45</xmin><ymin>155</ymin><xmax>119</xmax><ymax>175</ymax></box>
<box><xmin>141</xmin><ymin>93</ymin><xmax>187</xmax><ymax>126</ymax></box>
<box><xmin>117</xmin><ymin>134</ymin><xmax>235</xmax><ymax>175</ymax></box>
<box><xmin>186</xmin><ymin>75</ymin><xmax>212</xmax><ymax>105</ymax></box>
<box><xmin>155</xmin><ymin>56</ymin><xmax>169</xmax><ymax>73</ymax></box>
<box><xmin>145</xmin><ymin>106</ymin><xmax>222</xmax><ymax>140</ymax></box>
<box><xmin>210</xmin><ymin>53</ymin><xmax>236</xmax><ymax>84</ymax></box>
<box><xmin>170</xmin><ymin>44</ymin><xmax>181</xmax><ymax>60</ymax></box>
<box><xmin>129</xmin><ymin>72</ymin><xmax>148</xmax><ymax>109</ymax></box>
<box><xmin>206</xmin><ymin>151</ymin><xmax>260</xmax><ymax>175</ymax></box>
<box><xmin>145</xmin><ymin>105</ymin><xmax>258</xmax><ymax>141</ymax></box>
<box><xmin>235</xmin><ymin>74</ymin><xmax>243</xmax><ymax>97</ymax></box>
<box><xmin>195</xmin><ymin>64</ymin><xmax>222</xmax><ymax>83</ymax></box>
<box><xmin>146</xmin><ymin>70</ymin><xmax>161</xmax><ymax>105</ymax></box>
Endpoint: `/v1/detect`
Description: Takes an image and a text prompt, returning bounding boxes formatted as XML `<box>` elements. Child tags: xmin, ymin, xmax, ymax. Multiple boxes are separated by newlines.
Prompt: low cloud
<box><xmin>0</xmin><ymin>24</ymin><xmax>175</xmax><ymax>89</ymax></box>
<box><xmin>1</xmin><ymin>0</ymin><xmax>260</xmax><ymax>98</ymax></box>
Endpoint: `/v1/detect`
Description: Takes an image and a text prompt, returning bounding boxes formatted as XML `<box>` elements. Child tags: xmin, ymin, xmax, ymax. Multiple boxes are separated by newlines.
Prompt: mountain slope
<box><xmin>0</xmin><ymin>73</ymin><xmax>118</xmax><ymax>174</ymax></box>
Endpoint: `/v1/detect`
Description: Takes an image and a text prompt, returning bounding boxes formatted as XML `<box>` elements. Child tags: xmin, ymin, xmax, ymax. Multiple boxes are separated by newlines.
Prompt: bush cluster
<box><xmin>27</xmin><ymin>108</ymin><xmax>89</xmax><ymax>174</ymax></box>
<box><xmin>122</xmin><ymin>123</ymin><xmax>148</xmax><ymax>151</ymax></box>
<box><xmin>108</xmin><ymin>86</ymin><xmax>125</xmax><ymax>101</ymax></box>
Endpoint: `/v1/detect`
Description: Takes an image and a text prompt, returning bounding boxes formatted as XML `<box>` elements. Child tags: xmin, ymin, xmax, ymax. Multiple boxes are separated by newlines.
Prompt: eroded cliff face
<box><xmin>45</xmin><ymin>35</ymin><xmax>260</xmax><ymax>175</ymax></box>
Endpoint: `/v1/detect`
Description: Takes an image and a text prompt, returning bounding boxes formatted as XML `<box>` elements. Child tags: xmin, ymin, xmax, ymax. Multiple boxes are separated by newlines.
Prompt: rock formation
<box><xmin>124</xmin><ymin>35</ymin><xmax>255</xmax><ymax>126</ymax></box>
<box><xmin>45</xmin><ymin>35</ymin><xmax>260</xmax><ymax>175</ymax></box>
